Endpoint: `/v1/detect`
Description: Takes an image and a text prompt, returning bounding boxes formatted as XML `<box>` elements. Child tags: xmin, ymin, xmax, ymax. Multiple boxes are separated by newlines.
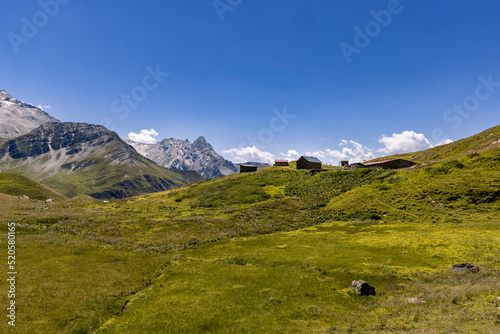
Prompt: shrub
<box><xmin>425</xmin><ymin>166</ymin><xmax>450</xmax><ymax>175</ymax></box>
<box><xmin>443</xmin><ymin>160</ymin><xmax>465</xmax><ymax>169</ymax></box>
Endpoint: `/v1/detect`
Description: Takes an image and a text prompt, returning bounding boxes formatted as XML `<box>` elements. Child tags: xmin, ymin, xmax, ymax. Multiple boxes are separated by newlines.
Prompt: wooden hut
<box><xmin>240</xmin><ymin>164</ymin><xmax>258</xmax><ymax>173</ymax></box>
<box><xmin>296</xmin><ymin>156</ymin><xmax>322</xmax><ymax>170</ymax></box>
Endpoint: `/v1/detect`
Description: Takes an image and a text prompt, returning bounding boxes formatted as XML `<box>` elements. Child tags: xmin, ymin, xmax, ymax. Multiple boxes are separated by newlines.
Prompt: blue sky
<box><xmin>2</xmin><ymin>0</ymin><xmax>500</xmax><ymax>164</ymax></box>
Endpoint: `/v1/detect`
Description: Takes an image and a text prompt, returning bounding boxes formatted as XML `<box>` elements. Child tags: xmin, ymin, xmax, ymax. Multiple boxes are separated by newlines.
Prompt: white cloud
<box><xmin>377</xmin><ymin>131</ymin><xmax>432</xmax><ymax>154</ymax></box>
<box><xmin>280</xmin><ymin>150</ymin><xmax>301</xmax><ymax>160</ymax></box>
<box><xmin>222</xmin><ymin>146</ymin><xmax>275</xmax><ymax>164</ymax></box>
<box><xmin>279</xmin><ymin>130</ymin><xmax>444</xmax><ymax>167</ymax></box>
<box><xmin>304</xmin><ymin>140</ymin><xmax>376</xmax><ymax>164</ymax></box>
<box><xmin>434</xmin><ymin>139</ymin><xmax>454</xmax><ymax>146</ymax></box>
<box><xmin>38</xmin><ymin>105</ymin><xmax>52</xmax><ymax>110</ymax></box>
<box><xmin>128</xmin><ymin>129</ymin><xmax>159</xmax><ymax>144</ymax></box>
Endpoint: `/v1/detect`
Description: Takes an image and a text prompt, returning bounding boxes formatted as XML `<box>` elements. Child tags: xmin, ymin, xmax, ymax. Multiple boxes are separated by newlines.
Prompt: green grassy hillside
<box><xmin>40</xmin><ymin>150</ymin><xmax>203</xmax><ymax>199</ymax></box>
<box><xmin>0</xmin><ymin>172</ymin><xmax>66</xmax><ymax>201</ymax></box>
<box><xmin>0</xmin><ymin>126</ymin><xmax>499</xmax><ymax>333</ymax></box>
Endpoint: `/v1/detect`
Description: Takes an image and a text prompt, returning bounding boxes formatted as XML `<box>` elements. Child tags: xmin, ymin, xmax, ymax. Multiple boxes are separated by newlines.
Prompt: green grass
<box><xmin>0</xmin><ymin>172</ymin><xmax>66</xmax><ymax>201</ymax></box>
<box><xmin>0</xmin><ymin>227</ymin><xmax>172</xmax><ymax>333</ymax></box>
<box><xmin>97</xmin><ymin>217</ymin><xmax>500</xmax><ymax>333</ymax></box>
<box><xmin>0</xmin><ymin>126</ymin><xmax>499</xmax><ymax>333</ymax></box>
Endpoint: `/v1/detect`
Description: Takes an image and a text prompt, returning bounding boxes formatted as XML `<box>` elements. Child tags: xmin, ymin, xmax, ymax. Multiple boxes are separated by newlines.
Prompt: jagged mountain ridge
<box><xmin>241</xmin><ymin>161</ymin><xmax>271</xmax><ymax>169</ymax></box>
<box><xmin>0</xmin><ymin>90</ymin><xmax>60</xmax><ymax>138</ymax></box>
<box><xmin>0</xmin><ymin>122</ymin><xmax>202</xmax><ymax>199</ymax></box>
<box><xmin>125</xmin><ymin>136</ymin><xmax>238</xmax><ymax>179</ymax></box>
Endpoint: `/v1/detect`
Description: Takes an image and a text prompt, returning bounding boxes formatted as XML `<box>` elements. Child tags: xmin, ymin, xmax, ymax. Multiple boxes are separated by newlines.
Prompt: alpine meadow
<box><xmin>0</xmin><ymin>126</ymin><xmax>499</xmax><ymax>333</ymax></box>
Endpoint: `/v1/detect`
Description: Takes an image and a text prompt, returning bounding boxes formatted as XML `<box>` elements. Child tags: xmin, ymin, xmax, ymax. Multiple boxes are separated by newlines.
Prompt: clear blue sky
<box><xmin>2</xmin><ymin>0</ymin><xmax>500</xmax><ymax>164</ymax></box>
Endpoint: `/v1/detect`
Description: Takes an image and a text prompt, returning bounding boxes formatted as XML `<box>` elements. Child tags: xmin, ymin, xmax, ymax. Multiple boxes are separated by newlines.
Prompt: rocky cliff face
<box><xmin>0</xmin><ymin>122</ymin><xmax>202</xmax><ymax>198</ymax></box>
<box><xmin>125</xmin><ymin>136</ymin><xmax>238</xmax><ymax>179</ymax></box>
<box><xmin>0</xmin><ymin>90</ymin><xmax>60</xmax><ymax>138</ymax></box>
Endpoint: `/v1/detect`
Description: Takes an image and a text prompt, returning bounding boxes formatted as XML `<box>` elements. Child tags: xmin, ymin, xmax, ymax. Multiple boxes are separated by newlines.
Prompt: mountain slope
<box><xmin>125</xmin><ymin>136</ymin><xmax>238</xmax><ymax>179</ymax></box>
<box><xmin>0</xmin><ymin>122</ymin><xmax>202</xmax><ymax>198</ymax></box>
<box><xmin>0</xmin><ymin>172</ymin><xmax>66</xmax><ymax>201</ymax></box>
<box><xmin>0</xmin><ymin>90</ymin><xmax>60</xmax><ymax>138</ymax></box>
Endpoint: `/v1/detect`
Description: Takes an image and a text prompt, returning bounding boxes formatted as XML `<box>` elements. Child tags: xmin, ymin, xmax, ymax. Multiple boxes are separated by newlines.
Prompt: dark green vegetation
<box><xmin>0</xmin><ymin>122</ymin><xmax>202</xmax><ymax>198</ymax></box>
<box><xmin>0</xmin><ymin>126</ymin><xmax>499</xmax><ymax>333</ymax></box>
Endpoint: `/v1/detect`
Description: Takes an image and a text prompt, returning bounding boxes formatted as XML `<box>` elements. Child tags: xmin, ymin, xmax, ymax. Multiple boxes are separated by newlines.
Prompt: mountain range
<box><xmin>124</xmin><ymin>136</ymin><xmax>239</xmax><ymax>179</ymax></box>
<box><xmin>0</xmin><ymin>91</ymin><xmax>205</xmax><ymax>198</ymax></box>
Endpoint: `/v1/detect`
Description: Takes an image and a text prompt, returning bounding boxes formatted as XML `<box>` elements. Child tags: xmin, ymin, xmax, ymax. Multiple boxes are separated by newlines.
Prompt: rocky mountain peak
<box><xmin>192</xmin><ymin>136</ymin><xmax>211</xmax><ymax>149</ymax></box>
<box><xmin>0</xmin><ymin>91</ymin><xmax>60</xmax><ymax>138</ymax></box>
<box><xmin>0</xmin><ymin>90</ymin><xmax>13</xmax><ymax>99</ymax></box>
<box><xmin>126</xmin><ymin>135</ymin><xmax>238</xmax><ymax>179</ymax></box>
<box><xmin>194</xmin><ymin>136</ymin><xmax>206</xmax><ymax>143</ymax></box>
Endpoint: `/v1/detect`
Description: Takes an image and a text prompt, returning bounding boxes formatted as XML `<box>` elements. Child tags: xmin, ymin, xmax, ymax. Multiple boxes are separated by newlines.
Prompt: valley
<box><xmin>0</xmin><ymin>126</ymin><xmax>498</xmax><ymax>333</ymax></box>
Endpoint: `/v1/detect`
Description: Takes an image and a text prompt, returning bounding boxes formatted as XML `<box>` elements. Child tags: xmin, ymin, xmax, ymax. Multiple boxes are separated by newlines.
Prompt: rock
<box><xmin>160</xmin><ymin>200</ymin><xmax>167</xmax><ymax>203</ymax></box>
<box><xmin>408</xmin><ymin>297</ymin><xmax>426</xmax><ymax>304</ymax></box>
<box><xmin>351</xmin><ymin>280</ymin><xmax>376</xmax><ymax>296</ymax></box>
<box><xmin>451</xmin><ymin>263</ymin><xmax>480</xmax><ymax>273</ymax></box>
<box><xmin>103</xmin><ymin>200</ymin><xmax>109</xmax><ymax>203</ymax></box>
<box><xmin>19</xmin><ymin>195</ymin><xmax>29</xmax><ymax>199</ymax></box>
<box><xmin>45</xmin><ymin>199</ymin><xmax>55</xmax><ymax>203</ymax></box>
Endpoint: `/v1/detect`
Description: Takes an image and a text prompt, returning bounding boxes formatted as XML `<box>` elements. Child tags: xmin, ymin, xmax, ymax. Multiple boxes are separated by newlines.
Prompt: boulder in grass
<box><xmin>19</xmin><ymin>195</ymin><xmax>29</xmax><ymax>199</ymax></box>
<box><xmin>45</xmin><ymin>199</ymin><xmax>55</xmax><ymax>203</ymax></box>
<box><xmin>451</xmin><ymin>263</ymin><xmax>480</xmax><ymax>273</ymax></box>
<box><xmin>351</xmin><ymin>280</ymin><xmax>376</xmax><ymax>296</ymax></box>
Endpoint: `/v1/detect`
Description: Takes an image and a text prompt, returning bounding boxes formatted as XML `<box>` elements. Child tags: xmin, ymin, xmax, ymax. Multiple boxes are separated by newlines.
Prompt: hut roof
<box><xmin>301</xmin><ymin>156</ymin><xmax>322</xmax><ymax>163</ymax></box>
<box><xmin>363</xmin><ymin>159</ymin><xmax>397</xmax><ymax>166</ymax></box>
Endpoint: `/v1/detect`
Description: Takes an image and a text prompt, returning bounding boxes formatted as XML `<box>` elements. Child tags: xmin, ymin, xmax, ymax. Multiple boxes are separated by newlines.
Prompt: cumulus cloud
<box><xmin>377</xmin><ymin>131</ymin><xmax>432</xmax><ymax>154</ymax></box>
<box><xmin>434</xmin><ymin>139</ymin><xmax>454</xmax><ymax>146</ymax></box>
<box><xmin>128</xmin><ymin>129</ymin><xmax>159</xmax><ymax>144</ymax></box>
<box><xmin>280</xmin><ymin>150</ymin><xmax>301</xmax><ymax>160</ymax></box>
<box><xmin>38</xmin><ymin>105</ymin><xmax>52</xmax><ymax>110</ymax></box>
<box><xmin>222</xmin><ymin>146</ymin><xmax>275</xmax><ymax>164</ymax></box>
<box><xmin>283</xmin><ymin>130</ymin><xmax>444</xmax><ymax>166</ymax></box>
<box><xmin>305</xmin><ymin>140</ymin><xmax>376</xmax><ymax>164</ymax></box>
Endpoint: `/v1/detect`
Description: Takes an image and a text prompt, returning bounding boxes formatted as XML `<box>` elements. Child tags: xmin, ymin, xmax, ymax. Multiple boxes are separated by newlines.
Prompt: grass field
<box><xmin>0</xmin><ymin>126</ymin><xmax>499</xmax><ymax>333</ymax></box>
